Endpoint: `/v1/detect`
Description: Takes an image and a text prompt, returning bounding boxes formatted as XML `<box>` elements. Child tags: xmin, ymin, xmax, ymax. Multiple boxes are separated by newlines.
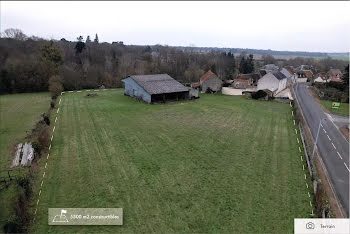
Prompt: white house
<box><xmin>257</xmin><ymin>71</ymin><xmax>287</xmax><ymax>94</ymax></box>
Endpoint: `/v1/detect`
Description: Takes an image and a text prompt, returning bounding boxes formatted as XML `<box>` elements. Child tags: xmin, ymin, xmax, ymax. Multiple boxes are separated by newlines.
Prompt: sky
<box><xmin>1</xmin><ymin>1</ymin><xmax>349</xmax><ymax>53</ymax></box>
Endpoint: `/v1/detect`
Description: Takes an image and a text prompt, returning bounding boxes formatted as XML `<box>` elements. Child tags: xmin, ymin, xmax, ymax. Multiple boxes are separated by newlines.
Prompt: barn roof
<box><xmin>303</xmin><ymin>70</ymin><xmax>313</xmax><ymax>79</ymax></box>
<box><xmin>126</xmin><ymin>74</ymin><xmax>189</xmax><ymax>95</ymax></box>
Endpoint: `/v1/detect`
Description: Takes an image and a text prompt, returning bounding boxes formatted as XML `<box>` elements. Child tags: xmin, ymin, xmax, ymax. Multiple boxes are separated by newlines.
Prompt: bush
<box><xmin>50</xmin><ymin>101</ymin><xmax>55</xmax><ymax>108</ymax></box>
<box><xmin>32</xmin><ymin>141</ymin><xmax>41</xmax><ymax>156</ymax></box>
<box><xmin>3</xmin><ymin>216</ymin><xmax>21</xmax><ymax>234</ymax></box>
<box><xmin>17</xmin><ymin>176</ymin><xmax>32</xmax><ymax>198</ymax></box>
<box><xmin>49</xmin><ymin>75</ymin><xmax>63</xmax><ymax>98</ymax></box>
<box><xmin>42</xmin><ymin>113</ymin><xmax>50</xmax><ymax>125</ymax></box>
<box><xmin>251</xmin><ymin>90</ymin><xmax>267</xmax><ymax>100</ymax></box>
<box><xmin>37</xmin><ymin>125</ymin><xmax>50</xmax><ymax>149</ymax></box>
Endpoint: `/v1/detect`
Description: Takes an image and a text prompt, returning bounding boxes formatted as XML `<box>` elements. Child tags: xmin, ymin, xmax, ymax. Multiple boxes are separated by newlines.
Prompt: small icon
<box><xmin>52</xmin><ymin>209</ymin><xmax>69</xmax><ymax>223</ymax></box>
<box><xmin>306</xmin><ymin>222</ymin><xmax>315</xmax><ymax>229</ymax></box>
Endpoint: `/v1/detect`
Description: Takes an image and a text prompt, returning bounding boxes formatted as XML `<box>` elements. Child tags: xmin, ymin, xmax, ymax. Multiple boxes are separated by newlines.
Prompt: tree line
<box><xmin>0</xmin><ymin>28</ymin><xmax>348</xmax><ymax>95</ymax></box>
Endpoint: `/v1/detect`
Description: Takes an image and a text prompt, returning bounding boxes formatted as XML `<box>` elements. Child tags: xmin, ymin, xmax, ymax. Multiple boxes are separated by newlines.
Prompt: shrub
<box><xmin>31</xmin><ymin>141</ymin><xmax>41</xmax><ymax>156</ymax></box>
<box><xmin>3</xmin><ymin>216</ymin><xmax>21</xmax><ymax>234</ymax></box>
<box><xmin>50</xmin><ymin>101</ymin><xmax>55</xmax><ymax>108</ymax></box>
<box><xmin>42</xmin><ymin>113</ymin><xmax>50</xmax><ymax>125</ymax></box>
<box><xmin>251</xmin><ymin>90</ymin><xmax>267</xmax><ymax>100</ymax></box>
<box><xmin>49</xmin><ymin>75</ymin><xmax>63</xmax><ymax>98</ymax></box>
<box><xmin>17</xmin><ymin>176</ymin><xmax>32</xmax><ymax>198</ymax></box>
<box><xmin>37</xmin><ymin>125</ymin><xmax>50</xmax><ymax>149</ymax></box>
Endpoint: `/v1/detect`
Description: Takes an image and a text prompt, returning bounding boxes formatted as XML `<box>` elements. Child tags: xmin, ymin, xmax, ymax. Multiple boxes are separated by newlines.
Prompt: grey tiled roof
<box><xmin>271</xmin><ymin>71</ymin><xmax>287</xmax><ymax>80</ymax></box>
<box><xmin>129</xmin><ymin>74</ymin><xmax>189</xmax><ymax>95</ymax></box>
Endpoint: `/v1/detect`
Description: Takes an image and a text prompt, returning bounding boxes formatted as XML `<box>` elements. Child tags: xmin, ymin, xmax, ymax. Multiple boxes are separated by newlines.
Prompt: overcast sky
<box><xmin>1</xmin><ymin>1</ymin><xmax>349</xmax><ymax>53</ymax></box>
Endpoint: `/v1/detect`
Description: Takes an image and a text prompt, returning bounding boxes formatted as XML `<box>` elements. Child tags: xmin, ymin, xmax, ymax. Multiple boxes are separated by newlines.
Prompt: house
<box><xmin>328</xmin><ymin>69</ymin><xmax>343</xmax><ymax>79</ymax></box>
<box><xmin>259</xmin><ymin>64</ymin><xmax>279</xmax><ymax>76</ymax></box>
<box><xmin>257</xmin><ymin>71</ymin><xmax>287</xmax><ymax>94</ymax></box>
<box><xmin>304</xmin><ymin>70</ymin><xmax>313</xmax><ymax>79</ymax></box>
<box><xmin>122</xmin><ymin>74</ymin><xmax>190</xmax><ymax>103</ymax></box>
<box><xmin>235</xmin><ymin>73</ymin><xmax>261</xmax><ymax>85</ymax></box>
<box><xmin>280</xmin><ymin>67</ymin><xmax>297</xmax><ymax>85</ymax></box>
<box><xmin>232</xmin><ymin>78</ymin><xmax>251</xmax><ymax>89</ymax></box>
<box><xmin>314</xmin><ymin>72</ymin><xmax>329</xmax><ymax>83</ymax></box>
<box><xmin>199</xmin><ymin>70</ymin><xmax>223</xmax><ymax>93</ymax></box>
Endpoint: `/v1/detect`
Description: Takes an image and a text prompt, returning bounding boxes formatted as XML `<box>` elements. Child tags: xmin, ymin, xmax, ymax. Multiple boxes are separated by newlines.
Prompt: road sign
<box><xmin>332</xmin><ymin>102</ymin><xmax>340</xmax><ymax>109</ymax></box>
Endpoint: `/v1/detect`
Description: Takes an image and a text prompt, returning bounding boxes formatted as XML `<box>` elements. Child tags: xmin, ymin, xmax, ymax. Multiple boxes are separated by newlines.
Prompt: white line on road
<box><xmin>37</xmin><ymin>199</ymin><xmax>40</xmax><ymax>205</ymax></box>
<box><xmin>59</xmin><ymin>99</ymin><xmax>61</xmax><ymax>105</ymax></box>
<box><xmin>297</xmin><ymin>138</ymin><xmax>300</xmax><ymax>144</ymax></box>
<box><xmin>77</xmin><ymin>90</ymin><xmax>82</xmax><ymax>92</ymax></box>
<box><xmin>45</xmin><ymin>162</ymin><xmax>47</xmax><ymax>169</ymax></box>
<box><xmin>308</xmin><ymin>192</ymin><xmax>310</xmax><ymax>197</ymax></box>
<box><xmin>292</xmin><ymin>111</ymin><xmax>294</xmax><ymax>116</ymax></box>
<box><xmin>320</xmin><ymin>123</ymin><xmax>323</xmax><ymax>128</ymax></box>
<box><xmin>39</xmin><ymin>190</ymin><xmax>41</xmax><ymax>196</ymax></box>
<box><xmin>293</xmin><ymin>120</ymin><xmax>296</xmax><ymax>125</ymax></box>
<box><xmin>327</xmin><ymin>135</ymin><xmax>331</xmax><ymax>141</ymax></box>
<box><xmin>323</xmin><ymin>128</ymin><xmax>326</xmax><ymax>133</ymax></box>
<box><xmin>303</xmin><ymin>165</ymin><xmax>305</xmax><ymax>170</ymax></box>
<box><xmin>290</xmin><ymin>102</ymin><xmax>292</xmax><ymax>107</ymax></box>
<box><xmin>55</xmin><ymin>116</ymin><xmax>57</xmax><ymax>123</ymax></box>
<box><xmin>298</xmin><ymin>147</ymin><xmax>301</xmax><ymax>152</ymax></box>
<box><xmin>49</xmin><ymin>144</ymin><xmax>51</xmax><ymax>150</ymax></box>
<box><xmin>94</xmin><ymin>90</ymin><xmax>99</xmax><ymax>91</ymax></box>
<box><xmin>50</xmin><ymin>135</ymin><xmax>53</xmax><ymax>142</ymax></box>
<box><xmin>331</xmin><ymin>142</ymin><xmax>336</xmax><ymax>149</ymax></box>
<box><xmin>43</xmin><ymin>172</ymin><xmax>45</xmax><ymax>178</ymax></box>
<box><xmin>301</xmin><ymin>155</ymin><xmax>303</xmax><ymax>161</ymax></box>
<box><xmin>344</xmin><ymin>163</ymin><xmax>350</xmax><ymax>172</ymax></box>
<box><xmin>68</xmin><ymin>91</ymin><xmax>73</xmax><ymax>93</ymax></box>
<box><xmin>40</xmin><ymin>180</ymin><xmax>43</xmax><ymax>187</ymax></box>
<box><xmin>57</xmin><ymin>108</ymin><xmax>60</xmax><ymax>114</ymax></box>
<box><xmin>86</xmin><ymin>90</ymin><xmax>90</xmax><ymax>91</ymax></box>
<box><xmin>306</xmin><ymin>183</ymin><xmax>309</xmax><ymax>188</ymax></box>
<box><xmin>337</xmin><ymin>152</ymin><xmax>343</xmax><ymax>160</ymax></box>
<box><xmin>53</xmin><ymin>126</ymin><xmax>55</xmax><ymax>133</ymax></box>
<box><xmin>295</xmin><ymin>129</ymin><xmax>298</xmax><ymax>135</ymax></box>
<box><xmin>47</xmin><ymin>153</ymin><xmax>49</xmax><ymax>159</ymax></box>
<box><xmin>309</xmin><ymin>201</ymin><xmax>312</xmax><ymax>207</ymax></box>
<box><xmin>34</xmin><ymin>208</ymin><xmax>37</xmax><ymax>215</ymax></box>
<box><xmin>304</xmin><ymin>174</ymin><xmax>307</xmax><ymax>180</ymax></box>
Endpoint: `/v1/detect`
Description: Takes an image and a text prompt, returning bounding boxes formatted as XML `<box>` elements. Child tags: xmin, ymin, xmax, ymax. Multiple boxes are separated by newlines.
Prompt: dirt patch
<box><xmin>339</xmin><ymin>125</ymin><xmax>349</xmax><ymax>141</ymax></box>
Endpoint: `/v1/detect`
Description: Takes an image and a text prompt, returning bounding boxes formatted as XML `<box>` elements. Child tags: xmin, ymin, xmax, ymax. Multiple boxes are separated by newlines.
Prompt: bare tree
<box><xmin>1</xmin><ymin>28</ymin><xmax>27</xmax><ymax>40</ymax></box>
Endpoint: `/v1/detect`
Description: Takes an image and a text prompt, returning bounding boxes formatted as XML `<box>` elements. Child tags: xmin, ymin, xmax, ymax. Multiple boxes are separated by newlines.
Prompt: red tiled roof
<box><xmin>234</xmin><ymin>78</ymin><xmax>250</xmax><ymax>83</ymax></box>
<box><xmin>192</xmin><ymin>82</ymin><xmax>200</xmax><ymax>88</ymax></box>
<box><xmin>304</xmin><ymin>70</ymin><xmax>313</xmax><ymax>79</ymax></box>
<box><xmin>200</xmin><ymin>70</ymin><xmax>219</xmax><ymax>82</ymax></box>
<box><xmin>330</xmin><ymin>77</ymin><xmax>343</xmax><ymax>83</ymax></box>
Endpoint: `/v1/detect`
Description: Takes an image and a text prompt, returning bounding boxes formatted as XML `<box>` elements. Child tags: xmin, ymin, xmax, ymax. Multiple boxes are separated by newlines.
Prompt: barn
<box><xmin>199</xmin><ymin>70</ymin><xmax>223</xmax><ymax>93</ymax></box>
<box><xmin>122</xmin><ymin>74</ymin><xmax>190</xmax><ymax>103</ymax></box>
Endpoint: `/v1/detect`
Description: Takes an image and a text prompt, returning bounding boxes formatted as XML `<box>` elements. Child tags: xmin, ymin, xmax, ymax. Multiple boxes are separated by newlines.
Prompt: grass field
<box><xmin>321</xmin><ymin>100</ymin><xmax>349</xmax><ymax>116</ymax></box>
<box><xmin>0</xmin><ymin>92</ymin><xmax>50</xmax><ymax>226</ymax></box>
<box><xmin>31</xmin><ymin>90</ymin><xmax>312</xmax><ymax>233</ymax></box>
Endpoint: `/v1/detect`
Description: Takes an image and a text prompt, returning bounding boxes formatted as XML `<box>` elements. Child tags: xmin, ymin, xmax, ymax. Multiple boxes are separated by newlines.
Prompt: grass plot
<box><xmin>32</xmin><ymin>90</ymin><xmax>311</xmax><ymax>233</ymax></box>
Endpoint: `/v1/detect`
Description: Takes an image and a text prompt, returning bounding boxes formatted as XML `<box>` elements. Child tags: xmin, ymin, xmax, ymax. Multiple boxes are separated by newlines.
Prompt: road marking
<box><xmin>297</xmin><ymin>138</ymin><xmax>300</xmax><ymax>144</ymax></box>
<box><xmin>292</xmin><ymin>111</ymin><xmax>294</xmax><ymax>116</ymax></box>
<box><xmin>41</xmin><ymin>180</ymin><xmax>43</xmax><ymax>187</ymax></box>
<box><xmin>344</xmin><ymin>163</ymin><xmax>350</xmax><ymax>172</ymax></box>
<box><xmin>320</xmin><ymin>123</ymin><xmax>323</xmax><ymax>128</ymax></box>
<box><xmin>323</xmin><ymin>128</ymin><xmax>326</xmax><ymax>133</ymax></box>
<box><xmin>39</xmin><ymin>190</ymin><xmax>41</xmax><ymax>196</ymax></box>
<box><xmin>337</xmin><ymin>152</ymin><xmax>343</xmax><ymax>160</ymax></box>
<box><xmin>298</xmin><ymin>147</ymin><xmax>301</xmax><ymax>152</ymax></box>
<box><xmin>53</xmin><ymin>126</ymin><xmax>55</xmax><ymax>133</ymax></box>
<box><xmin>308</xmin><ymin>192</ymin><xmax>310</xmax><ymax>197</ymax></box>
<box><xmin>306</xmin><ymin>183</ymin><xmax>309</xmax><ymax>188</ymax></box>
<box><xmin>45</xmin><ymin>162</ymin><xmax>47</xmax><ymax>169</ymax></box>
<box><xmin>311</xmin><ymin>209</ymin><xmax>314</xmax><ymax>215</ymax></box>
<box><xmin>49</xmin><ymin>144</ymin><xmax>51</xmax><ymax>150</ymax></box>
<box><xmin>68</xmin><ymin>91</ymin><xmax>73</xmax><ymax>93</ymax></box>
<box><xmin>94</xmin><ymin>89</ymin><xmax>99</xmax><ymax>91</ymax></box>
<box><xmin>50</xmin><ymin>135</ymin><xmax>53</xmax><ymax>142</ymax></box>
<box><xmin>47</xmin><ymin>153</ymin><xmax>49</xmax><ymax>159</ymax></box>
<box><xmin>331</xmin><ymin>142</ymin><xmax>336</xmax><ymax>149</ymax></box>
<box><xmin>37</xmin><ymin>199</ymin><xmax>40</xmax><ymax>205</ymax></box>
<box><xmin>290</xmin><ymin>102</ymin><xmax>292</xmax><ymax>107</ymax></box>
<box><xmin>57</xmin><ymin>108</ymin><xmax>60</xmax><ymax>114</ymax></box>
<box><xmin>77</xmin><ymin>90</ymin><xmax>82</xmax><ymax>93</ymax></box>
<box><xmin>301</xmin><ymin>155</ymin><xmax>303</xmax><ymax>161</ymax></box>
<box><xmin>43</xmin><ymin>172</ymin><xmax>45</xmax><ymax>178</ymax></box>
<box><xmin>86</xmin><ymin>90</ymin><xmax>90</xmax><ymax>91</ymax></box>
<box><xmin>309</xmin><ymin>201</ymin><xmax>312</xmax><ymax>207</ymax></box>
<box><xmin>34</xmin><ymin>208</ymin><xmax>37</xmax><ymax>215</ymax></box>
<box><xmin>303</xmin><ymin>165</ymin><xmax>305</xmax><ymax>170</ymax></box>
<box><xmin>304</xmin><ymin>174</ymin><xmax>307</xmax><ymax>180</ymax></box>
<box><xmin>55</xmin><ymin>116</ymin><xmax>57</xmax><ymax>123</ymax></box>
<box><xmin>293</xmin><ymin>120</ymin><xmax>296</xmax><ymax>125</ymax></box>
<box><xmin>59</xmin><ymin>99</ymin><xmax>61</xmax><ymax>105</ymax></box>
<box><xmin>327</xmin><ymin>135</ymin><xmax>331</xmax><ymax>141</ymax></box>
<box><xmin>295</xmin><ymin>129</ymin><xmax>298</xmax><ymax>135</ymax></box>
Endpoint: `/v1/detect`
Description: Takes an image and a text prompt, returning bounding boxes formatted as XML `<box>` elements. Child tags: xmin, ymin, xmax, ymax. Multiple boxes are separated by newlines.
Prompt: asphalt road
<box><xmin>294</xmin><ymin>83</ymin><xmax>349</xmax><ymax>217</ymax></box>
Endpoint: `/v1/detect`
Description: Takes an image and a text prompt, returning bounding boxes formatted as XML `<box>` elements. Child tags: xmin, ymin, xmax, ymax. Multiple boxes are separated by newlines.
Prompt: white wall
<box><xmin>257</xmin><ymin>73</ymin><xmax>279</xmax><ymax>92</ymax></box>
<box><xmin>222</xmin><ymin>87</ymin><xmax>244</xmax><ymax>95</ymax></box>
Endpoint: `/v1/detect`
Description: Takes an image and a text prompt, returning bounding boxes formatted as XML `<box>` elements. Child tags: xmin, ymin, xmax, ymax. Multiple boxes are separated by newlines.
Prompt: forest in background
<box><xmin>0</xmin><ymin>28</ymin><xmax>348</xmax><ymax>95</ymax></box>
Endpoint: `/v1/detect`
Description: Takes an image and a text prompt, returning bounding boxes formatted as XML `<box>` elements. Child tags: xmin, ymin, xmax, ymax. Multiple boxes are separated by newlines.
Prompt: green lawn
<box><xmin>31</xmin><ymin>90</ymin><xmax>312</xmax><ymax>233</ymax></box>
<box><xmin>0</xmin><ymin>92</ymin><xmax>51</xmax><ymax>227</ymax></box>
<box><xmin>321</xmin><ymin>100</ymin><xmax>349</xmax><ymax>116</ymax></box>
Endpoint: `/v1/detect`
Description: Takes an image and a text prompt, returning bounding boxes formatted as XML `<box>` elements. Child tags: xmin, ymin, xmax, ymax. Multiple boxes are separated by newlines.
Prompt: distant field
<box><xmin>31</xmin><ymin>90</ymin><xmax>312</xmax><ymax>233</ymax></box>
<box><xmin>321</xmin><ymin>100</ymin><xmax>349</xmax><ymax>116</ymax></box>
<box><xmin>0</xmin><ymin>92</ymin><xmax>50</xmax><ymax>226</ymax></box>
